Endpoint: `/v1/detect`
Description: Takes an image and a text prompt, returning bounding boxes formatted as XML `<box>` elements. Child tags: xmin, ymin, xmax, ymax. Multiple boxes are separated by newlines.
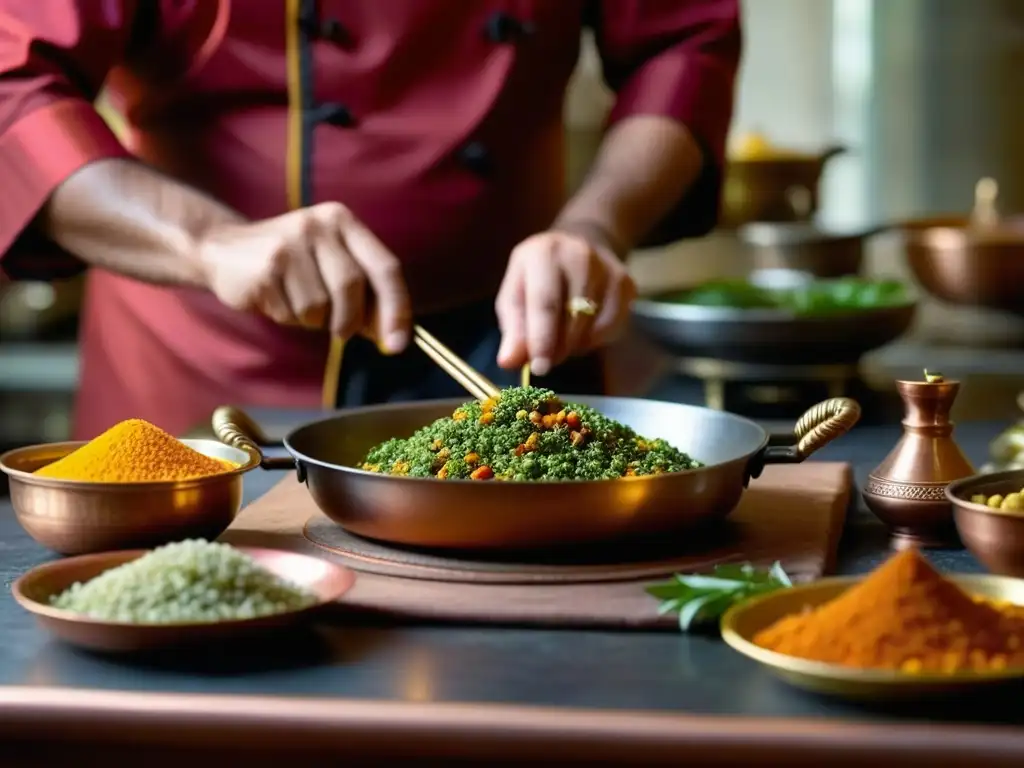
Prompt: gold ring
<box><xmin>568</xmin><ymin>296</ymin><xmax>599</xmax><ymax>317</ymax></box>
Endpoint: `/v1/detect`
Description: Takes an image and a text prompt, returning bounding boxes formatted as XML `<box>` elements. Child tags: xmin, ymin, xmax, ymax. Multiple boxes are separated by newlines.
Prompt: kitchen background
<box><xmin>2</xmin><ymin>0</ymin><xmax>1024</xmax><ymax>453</ymax></box>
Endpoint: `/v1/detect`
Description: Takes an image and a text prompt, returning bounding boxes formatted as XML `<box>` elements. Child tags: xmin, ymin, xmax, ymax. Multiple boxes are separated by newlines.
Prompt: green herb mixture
<box><xmin>50</xmin><ymin>539</ymin><xmax>317</xmax><ymax>624</ymax></box>
<box><xmin>358</xmin><ymin>386</ymin><xmax>703</xmax><ymax>482</ymax></box>
<box><xmin>660</xmin><ymin>277</ymin><xmax>910</xmax><ymax>315</ymax></box>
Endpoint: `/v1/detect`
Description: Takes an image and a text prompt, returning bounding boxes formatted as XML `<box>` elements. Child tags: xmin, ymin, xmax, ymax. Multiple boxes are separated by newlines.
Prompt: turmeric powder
<box><xmin>754</xmin><ymin>549</ymin><xmax>1024</xmax><ymax>674</ymax></box>
<box><xmin>35</xmin><ymin>419</ymin><xmax>232</xmax><ymax>483</ymax></box>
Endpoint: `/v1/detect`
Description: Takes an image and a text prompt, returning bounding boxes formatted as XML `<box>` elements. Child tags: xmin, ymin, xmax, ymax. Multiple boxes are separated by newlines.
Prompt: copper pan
<box><xmin>212</xmin><ymin>396</ymin><xmax>860</xmax><ymax>552</ymax></box>
<box><xmin>900</xmin><ymin>178</ymin><xmax>1024</xmax><ymax>314</ymax></box>
<box><xmin>722</xmin><ymin>145</ymin><xmax>845</xmax><ymax>228</ymax></box>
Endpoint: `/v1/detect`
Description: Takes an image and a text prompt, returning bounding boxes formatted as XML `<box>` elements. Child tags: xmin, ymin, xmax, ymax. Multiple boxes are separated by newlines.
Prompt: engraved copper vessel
<box><xmin>862</xmin><ymin>372</ymin><xmax>975</xmax><ymax>549</ymax></box>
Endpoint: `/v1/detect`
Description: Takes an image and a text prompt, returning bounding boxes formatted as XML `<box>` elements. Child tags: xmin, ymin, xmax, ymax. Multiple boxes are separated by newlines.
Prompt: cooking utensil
<box><xmin>947</xmin><ymin>469</ymin><xmax>1024</xmax><ymax>578</ymax></box>
<box><xmin>211</xmin><ymin>396</ymin><xmax>860</xmax><ymax>551</ymax></box>
<box><xmin>12</xmin><ymin>546</ymin><xmax>355</xmax><ymax>653</ymax></box>
<box><xmin>722</xmin><ymin>145</ymin><xmax>844</xmax><ymax>228</ymax></box>
<box><xmin>862</xmin><ymin>372</ymin><xmax>975</xmax><ymax>550</ymax></box>
<box><xmin>0</xmin><ymin>440</ymin><xmax>259</xmax><ymax>556</ymax></box>
<box><xmin>901</xmin><ymin>177</ymin><xmax>1024</xmax><ymax>315</ymax></box>
<box><xmin>738</xmin><ymin>221</ymin><xmax>885</xmax><ymax>278</ymax></box>
<box><xmin>321</xmin><ymin>325</ymin><xmax>501</xmax><ymax>410</ymax></box>
<box><xmin>630</xmin><ymin>297</ymin><xmax>916</xmax><ymax>366</ymax></box>
<box><xmin>722</xmin><ymin>573</ymin><xmax>1024</xmax><ymax>700</ymax></box>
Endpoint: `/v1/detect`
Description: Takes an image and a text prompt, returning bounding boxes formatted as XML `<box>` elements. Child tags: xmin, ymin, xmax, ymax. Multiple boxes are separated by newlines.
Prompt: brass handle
<box><xmin>212</xmin><ymin>406</ymin><xmax>295</xmax><ymax>470</ymax></box>
<box><xmin>792</xmin><ymin>397</ymin><xmax>862</xmax><ymax>459</ymax></box>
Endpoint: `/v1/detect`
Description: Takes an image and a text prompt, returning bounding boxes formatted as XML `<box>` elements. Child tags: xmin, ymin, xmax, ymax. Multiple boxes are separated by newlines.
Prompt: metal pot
<box><xmin>212</xmin><ymin>396</ymin><xmax>860</xmax><ymax>552</ymax></box>
<box><xmin>737</xmin><ymin>221</ymin><xmax>885</xmax><ymax>278</ymax></box>
<box><xmin>722</xmin><ymin>146</ymin><xmax>845</xmax><ymax>228</ymax></box>
<box><xmin>901</xmin><ymin>215</ymin><xmax>1024</xmax><ymax>315</ymax></box>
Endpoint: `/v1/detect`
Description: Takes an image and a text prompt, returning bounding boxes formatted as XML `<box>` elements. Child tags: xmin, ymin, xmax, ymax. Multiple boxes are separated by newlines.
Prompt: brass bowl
<box><xmin>902</xmin><ymin>216</ymin><xmax>1024</xmax><ymax>314</ymax></box>
<box><xmin>722</xmin><ymin>574</ymin><xmax>1024</xmax><ymax>701</ymax></box>
<box><xmin>0</xmin><ymin>440</ymin><xmax>260</xmax><ymax>556</ymax></box>
<box><xmin>12</xmin><ymin>546</ymin><xmax>356</xmax><ymax>653</ymax></box>
<box><xmin>947</xmin><ymin>469</ymin><xmax>1024</xmax><ymax>577</ymax></box>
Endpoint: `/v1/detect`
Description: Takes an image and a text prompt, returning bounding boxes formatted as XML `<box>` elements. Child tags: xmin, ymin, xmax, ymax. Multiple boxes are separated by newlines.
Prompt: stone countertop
<box><xmin>3</xmin><ymin>392</ymin><xmax>1024</xmax><ymax>762</ymax></box>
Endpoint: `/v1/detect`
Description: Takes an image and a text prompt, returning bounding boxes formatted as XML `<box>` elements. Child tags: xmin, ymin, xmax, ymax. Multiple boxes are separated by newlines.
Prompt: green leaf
<box><xmin>645</xmin><ymin>561</ymin><xmax>795</xmax><ymax>633</ymax></box>
<box><xmin>677</xmin><ymin>592</ymin><xmax>722</xmax><ymax>632</ymax></box>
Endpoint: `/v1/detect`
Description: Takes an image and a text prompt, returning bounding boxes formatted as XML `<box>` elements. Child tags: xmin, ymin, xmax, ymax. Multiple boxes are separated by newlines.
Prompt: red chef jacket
<box><xmin>0</xmin><ymin>0</ymin><xmax>740</xmax><ymax>439</ymax></box>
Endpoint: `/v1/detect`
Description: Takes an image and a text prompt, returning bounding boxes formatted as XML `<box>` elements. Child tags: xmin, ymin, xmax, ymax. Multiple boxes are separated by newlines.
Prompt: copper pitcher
<box><xmin>862</xmin><ymin>371</ymin><xmax>975</xmax><ymax>549</ymax></box>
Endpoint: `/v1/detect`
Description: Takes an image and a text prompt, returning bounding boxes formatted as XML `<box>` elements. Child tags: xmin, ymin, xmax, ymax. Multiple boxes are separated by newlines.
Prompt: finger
<box><xmin>495</xmin><ymin>259</ymin><xmax>528</xmax><ymax>369</ymax></box>
<box><xmin>523</xmin><ymin>249</ymin><xmax>566</xmax><ymax>377</ymax></box>
<box><xmin>562</xmin><ymin>250</ymin><xmax>607</xmax><ymax>359</ymax></box>
<box><xmin>257</xmin><ymin>276</ymin><xmax>299</xmax><ymax>326</ymax></box>
<box><xmin>340</xmin><ymin>216</ymin><xmax>411</xmax><ymax>354</ymax></box>
<box><xmin>312</xmin><ymin>232</ymin><xmax>366</xmax><ymax>339</ymax></box>
<box><xmin>589</xmin><ymin>272</ymin><xmax>638</xmax><ymax>348</ymax></box>
<box><xmin>280</xmin><ymin>242</ymin><xmax>330</xmax><ymax>329</ymax></box>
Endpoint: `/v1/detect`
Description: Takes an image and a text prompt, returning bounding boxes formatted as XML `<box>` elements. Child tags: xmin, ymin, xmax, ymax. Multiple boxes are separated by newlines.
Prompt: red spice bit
<box><xmin>470</xmin><ymin>465</ymin><xmax>494</xmax><ymax>480</ymax></box>
<box><xmin>464</xmin><ymin>452</ymin><xmax>480</xmax><ymax>465</ymax></box>
<box><xmin>565</xmin><ymin>411</ymin><xmax>582</xmax><ymax>430</ymax></box>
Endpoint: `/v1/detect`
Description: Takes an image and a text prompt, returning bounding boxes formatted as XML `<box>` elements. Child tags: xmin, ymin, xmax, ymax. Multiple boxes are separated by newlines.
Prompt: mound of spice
<box><xmin>51</xmin><ymin>539</ymin><xmax>317</xmax><ymax>624</ymax></box>
<box><xmin>34</xmin><ymin>419</ymin><xmax>232</xmax><ymax>483</ymax></box>
<box><xmin>754</xmin><ymin>549</ymin><xmax>1024</xmax><ymax>674</ymax></box>
<box><xmin>359</xmin><ymin>386</ymin><xmax>702</xmax><ymax>481</ymax></box>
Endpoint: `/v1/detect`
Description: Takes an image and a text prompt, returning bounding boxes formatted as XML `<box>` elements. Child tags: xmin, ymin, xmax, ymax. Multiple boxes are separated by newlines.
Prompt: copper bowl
<box><xmin>12</xmin><ymin>546</ymin><xmax>356</xmax><ymax>653</ymax></box>
<box><xmin>902</xmin><ymin>216</ymin><xmax>1024</xmax><ymax>314</ymax></box>
<box><xmin>947</xmin><ymin>469</ymin><xmax>1024</xmax><ymax>577</ymax></box>
<box><xmin>0</xmin><ymin>440</ymin><xmax>260</xmax><ymax>556</ymax></box>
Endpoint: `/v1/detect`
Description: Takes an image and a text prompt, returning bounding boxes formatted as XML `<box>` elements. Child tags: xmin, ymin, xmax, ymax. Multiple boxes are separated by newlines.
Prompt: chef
<box><xmin>0</xmin><ymin>1</ymin><xmax>740</xmax><ymax>438</ymax></box>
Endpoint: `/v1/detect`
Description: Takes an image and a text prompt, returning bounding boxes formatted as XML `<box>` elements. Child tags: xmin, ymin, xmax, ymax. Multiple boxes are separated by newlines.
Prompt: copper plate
<box><xmin>12</xmin><ymin>547</ymin><xmax>356</xmax><ymax>653</ymax></box>
<box><xmin>722</xmin><ymin>574</ymin><xmax>1024</xmax><ymax>701</ymax></box>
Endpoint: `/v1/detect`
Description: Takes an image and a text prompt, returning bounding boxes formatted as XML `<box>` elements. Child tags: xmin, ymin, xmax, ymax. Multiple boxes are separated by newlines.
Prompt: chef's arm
<box><xmin>554</xmin><ymin>116</ymin><xmax>705</xmax><ymax>257</ymax></box>
<box><xmin>560</xmin><ymin>0</ymin><xmax>741</xmax><ymax>250</ymax></box>
<box><xmin>0</xmin><ymin>1</ymin><xmax>235</xmax><ymax>284</ymax></box>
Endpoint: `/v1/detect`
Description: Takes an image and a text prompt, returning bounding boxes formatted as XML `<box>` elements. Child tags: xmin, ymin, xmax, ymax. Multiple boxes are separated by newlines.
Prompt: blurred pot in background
<box><xmin>901</xmin><ymin>179</ymin><xmax>1024</xmax><ymax>316</ymax></box>
<box><xmin>738</xmin><ymin>221</ymin><xmax>884</xmax><ymax>278</ymax></box>
<box><xmin>722</xmin><ymin>131</ymin><xmax>845</xmax><ymax>228</ymax></box>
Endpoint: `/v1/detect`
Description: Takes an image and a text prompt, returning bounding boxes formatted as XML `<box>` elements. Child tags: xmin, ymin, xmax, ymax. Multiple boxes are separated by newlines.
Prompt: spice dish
<box><xmin>722</xmin><ymin>560</ymin><xmax>1024</xmax><ymax>700</ymax></box>
<box><xmin>947</xmin><ymin>469</ymin><xmax>1024</xmax><ymax>577</ymax></box>
<box><xmin>0</xmin><ymin>422</ymin><xmax>260</xmax><ymax>555</ymax></box>
<box><xmin>13</xmin><ymin>544</ymin><xmax>355</xmax><ymax>653</ymax></box>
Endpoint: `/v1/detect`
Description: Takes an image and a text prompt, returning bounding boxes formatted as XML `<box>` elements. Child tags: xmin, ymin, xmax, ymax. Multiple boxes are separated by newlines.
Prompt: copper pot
<box><xmin>721</xmin><ymin>146</ymin><xmax>845</xmax><ymax>228</ymax></box>
<box><xmin>901</xmin><ymin>215</ymin><xmax>1024</xmax><ymax>314</ymax></box>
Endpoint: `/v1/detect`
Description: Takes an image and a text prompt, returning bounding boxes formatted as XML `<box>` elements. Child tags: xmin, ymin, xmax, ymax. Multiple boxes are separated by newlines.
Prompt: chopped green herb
<box><xmin>659</xmin><ymin>278</ymin><xmax>911</xmax><ymax>315</ymax></box>
<box><xmin>358</xmin><ymin>386</ymin><xmax>702</xmax><ymax>482</ymax></box>
<box><xmin>646</xmin><ymin>561</ymin><xmax>793</xmax><ymax>632</ymax></box>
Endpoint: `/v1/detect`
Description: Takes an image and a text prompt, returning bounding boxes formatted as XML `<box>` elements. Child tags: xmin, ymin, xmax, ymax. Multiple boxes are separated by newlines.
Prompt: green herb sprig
<box><xmin>646</xmin><ymin>562</ymin><xmax>793</xmax><ymax>632</ymax></box>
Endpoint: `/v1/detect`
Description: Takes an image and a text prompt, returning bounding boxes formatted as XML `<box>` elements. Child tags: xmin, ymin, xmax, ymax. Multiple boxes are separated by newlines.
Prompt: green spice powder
<box><xmin>359</xmin><ymin>386</ymin><xmax>703</xmax><ymax>481</ymax></box>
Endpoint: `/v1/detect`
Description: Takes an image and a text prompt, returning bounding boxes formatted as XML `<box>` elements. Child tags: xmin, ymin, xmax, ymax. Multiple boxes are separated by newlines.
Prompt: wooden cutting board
<box><xmin>221</xmin><ymin>462</ymin><xmax>852</xmax><ymax>629</ymax></box>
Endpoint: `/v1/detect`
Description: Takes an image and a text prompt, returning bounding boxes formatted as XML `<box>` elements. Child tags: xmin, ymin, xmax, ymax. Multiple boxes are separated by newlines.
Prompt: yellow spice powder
<box><xmin>35</xmin><ymin>419</ymin><xmax>232</xmax><ymax>483</ymax></box>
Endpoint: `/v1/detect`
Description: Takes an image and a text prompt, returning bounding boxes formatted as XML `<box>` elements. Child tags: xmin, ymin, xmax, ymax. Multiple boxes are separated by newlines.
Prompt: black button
<box><xmin>314</xmin><ymin>103</ymin><xmax>355</xmax><ymax>127</ymax></box>
<box><xmin>459</xmin><ymin>141</ymin><xmax>492</xmax><ymax>176</ymax></box>
<box><xmin>320</xmin><ymin>18</ymin><xmax>347</xmax><ymax>44</ymax></box>
<box><xmin>484</xmin><ymin>12</ymin><xmax>532</xmax><ymax>43</ymax></box>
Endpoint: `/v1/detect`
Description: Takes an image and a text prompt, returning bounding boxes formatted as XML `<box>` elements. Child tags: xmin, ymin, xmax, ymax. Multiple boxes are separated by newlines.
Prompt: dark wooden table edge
<box><xmin>1</xmin><ymin>686</ymin><xmax>1023</xmax><ymax>764</ymax></box>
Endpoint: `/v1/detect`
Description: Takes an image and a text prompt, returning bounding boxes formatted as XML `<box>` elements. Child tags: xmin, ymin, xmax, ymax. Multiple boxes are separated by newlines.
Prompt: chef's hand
<box><xmin>495</xmin><ymin>229</ymin><xmax>636</xmax><ymax>376</ymax></box>
<box><xmin>195</xmin><ymin>202</ymin><xmax>412</xmax><ymax>352</ymax></box>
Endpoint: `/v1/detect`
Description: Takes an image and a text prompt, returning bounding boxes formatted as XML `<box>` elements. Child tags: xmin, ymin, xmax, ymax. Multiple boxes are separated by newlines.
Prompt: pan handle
<box><xmin>749</xmin><ymin>397</ymin><xmax>862</xmax><ymax>478</ymax></box>
<box><xmin>212</xmin><ymin>406</ymin><xmax>297</xmax><ymax>471</ymax></box>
